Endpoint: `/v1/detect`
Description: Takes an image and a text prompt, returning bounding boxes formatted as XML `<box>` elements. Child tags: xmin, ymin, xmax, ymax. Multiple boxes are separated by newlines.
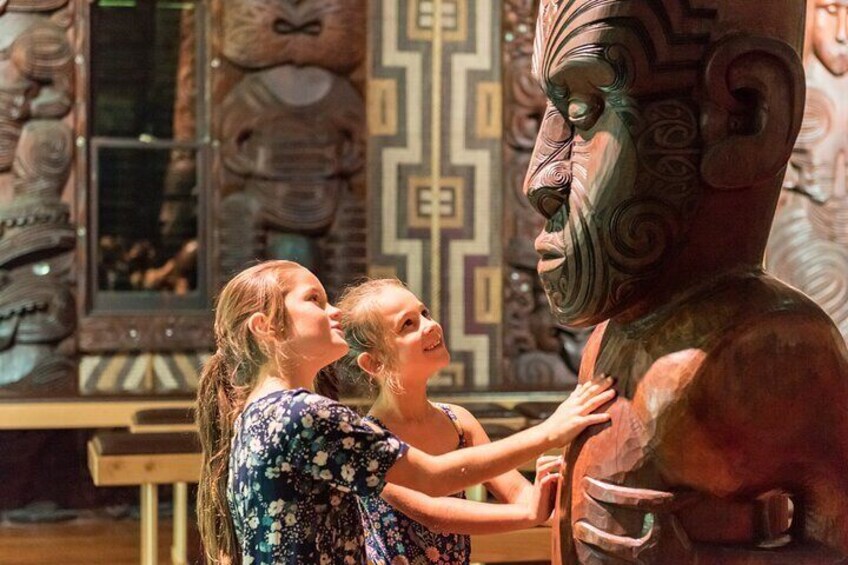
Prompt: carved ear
<box><xmin>700</xmin><ymin>34</ymin><xmax>805</xmax><ymax>190</ymax></box>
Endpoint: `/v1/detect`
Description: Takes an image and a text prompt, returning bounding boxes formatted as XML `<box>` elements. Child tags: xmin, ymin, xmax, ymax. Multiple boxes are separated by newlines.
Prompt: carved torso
<box><xmin>559</xmin><ymin>272</ymin><xmax>848</xmax><ymax>564</ymax></box>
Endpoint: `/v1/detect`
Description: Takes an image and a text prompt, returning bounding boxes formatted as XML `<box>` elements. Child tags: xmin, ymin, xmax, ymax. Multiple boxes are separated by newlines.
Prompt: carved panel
<box><xmin>768</xmin><ymin>0</ymin><xmax>848</xmax><ymax>341</ymax></box>
<box><xmin>215</xmin><ymin>0</ymin><xmax>367</xmax><ymax>299</ymax></box>
<box><xmin>502</xmin><ymin>0</ymin><xmax>585</xmax><ymax>389</ymax></box>
<box><xmin>0</xmin><ymin>0</ymin><xmax>76</xmax><ymax>396</ymax></box>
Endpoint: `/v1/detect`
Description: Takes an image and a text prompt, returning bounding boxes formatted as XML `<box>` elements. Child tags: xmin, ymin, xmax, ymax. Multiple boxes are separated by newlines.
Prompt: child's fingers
<box><xmin>539</xmin><ymin>472</ymin><xmax>561</xmax><ymax>488</ymax></box>
<box><xmin>535</xmin><ymin>454</ymin><xmax>562</xmax><ymax>467</ymax></box>
<box><xmin>535</xmin><ymin>456</ymin><xmax>563</xmax><ymax>476</ymax></box>
<box><xmin>574</xmin><ymin>375</ymin><xmax>613</xmax><ymax>400</ymax></box>
<box><xmin>579</xmin><ymin>389</ymin><xmax>616</xmax><ymax>415</ymax></box>
<box><xmin>578</xmin><ymin>412</ymin><xmax>612</xmax><ymax>427</ymax></box>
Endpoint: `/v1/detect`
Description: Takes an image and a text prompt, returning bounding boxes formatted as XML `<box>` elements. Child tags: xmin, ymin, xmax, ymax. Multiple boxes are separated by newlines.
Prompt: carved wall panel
<box><xmin>768</xmin><ymin>0</ymin><xmax>848</xmax><ymax>341</ymax></box>
<box><xmin>0</xmin><ymin>0</ymin><xmax>76</xmax><ymax>396</ymax></box>
<box><xmin>502</xmin><ymin>0</ymin><xmax>586</xmax><ymax>389</ymax></box>
<box><xmin>214</xmin><ymin>0</ymin><xmax>367</xmax><ymax>300</ymax></box>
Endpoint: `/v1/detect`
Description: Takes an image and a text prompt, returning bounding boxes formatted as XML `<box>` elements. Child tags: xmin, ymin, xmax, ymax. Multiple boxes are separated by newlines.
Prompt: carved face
<box><xmin>813</xmin><ymin>0</ymin><xmax>848</xmax><ymax>76</ymax></box>
<box><xmin>222</xmin><ymin>0</ymin><xmax>366</xmax><ymax>73</ymax></box>
<box><xmin>524</xmin><ymin>0</ymin><xmax>707</xmax><ymax>326</ymax></box>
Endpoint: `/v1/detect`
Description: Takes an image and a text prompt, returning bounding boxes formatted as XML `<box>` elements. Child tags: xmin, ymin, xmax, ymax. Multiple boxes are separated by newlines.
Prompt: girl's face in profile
<box><xmin>374</xmin><ymin>286</ymin><xmax>450</xmax><ymax>380</ymax></box>
<box><xmin>282</xmin><ymin>268</ymin><xmax>349</xmax><ymax>368</ymax></box>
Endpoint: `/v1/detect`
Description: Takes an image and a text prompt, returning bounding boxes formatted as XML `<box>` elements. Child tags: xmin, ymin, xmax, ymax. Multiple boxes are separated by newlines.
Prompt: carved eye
<box><xmin>567</xmin><ymin>95</ymin><xmax>604</xmax><ymax>131</ymax></box>
<box><xmin>825</xmin><ymin>3</ymin><xmax>838</xmax><ymax>15</ymax></box>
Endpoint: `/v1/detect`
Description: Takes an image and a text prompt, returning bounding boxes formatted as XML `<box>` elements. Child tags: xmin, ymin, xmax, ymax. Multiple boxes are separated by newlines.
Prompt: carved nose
<box><xmin>525</xmin><ymin>161</ymin><xmax>572</xmax><ymax>220</ymax></box>
<box><xmin>275</xmin><ymin>3</ymin><xmax>322</xmax><ymax>35</ymax></box>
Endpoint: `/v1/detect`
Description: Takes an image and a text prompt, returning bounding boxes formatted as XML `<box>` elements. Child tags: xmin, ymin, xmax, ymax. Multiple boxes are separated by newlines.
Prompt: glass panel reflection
<box><xmin>96</xmin><ymin>146</ymin><xmax>198</xmax><ymax>295</ymax></box>
<box><xmin>90</xmin><ymin>0</ymin><xmax>197</xmax><ymax>140</ymax></box>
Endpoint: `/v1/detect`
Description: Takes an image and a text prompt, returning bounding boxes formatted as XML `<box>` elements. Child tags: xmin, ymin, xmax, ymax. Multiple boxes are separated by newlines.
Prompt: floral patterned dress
<box><xmin>228</xmin><ymin>388</ymin><xmax>408</xmax><ymax>564</ymax></box>
<box><xmin>361</xmin><ymin>404</ymin><xmax>471</xmax><ymax>565</ymax></box>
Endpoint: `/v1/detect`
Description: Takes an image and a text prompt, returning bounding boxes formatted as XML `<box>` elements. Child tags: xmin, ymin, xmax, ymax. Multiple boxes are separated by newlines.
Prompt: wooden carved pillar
<box><xmin>0</xmin><ymin>0</ymin><xmax>76</xmax><ymax>395</ymax></box>
<box><xmin>213</xmin><ymin>0</ymin><xmax>367</xmax><ymax>299</ymax></box>
<box><xmin>768</xmin><ymin>0</ymin><xmax>848</xmax><ymax>341</ymax></box>
<box><xmin>502</xmin><ymin>0</ymin><xmax>588</xmax><ymax>389</ymax></box>
<box><xmin>525</xmin><ymin>0</ymin><xmax>848</xmax><ymax>563</ymax></box>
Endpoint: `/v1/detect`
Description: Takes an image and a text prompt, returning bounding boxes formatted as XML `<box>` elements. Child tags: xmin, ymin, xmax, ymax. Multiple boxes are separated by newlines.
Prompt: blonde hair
<box><xmin>336</xmin><ymin>278</ymin><xmax>408</xmax><ymax>394</ymax></box>
<box><xmin>195</xmin><ymin>260</ymin><xmax>303</xmax><ymax>564</ymax></box>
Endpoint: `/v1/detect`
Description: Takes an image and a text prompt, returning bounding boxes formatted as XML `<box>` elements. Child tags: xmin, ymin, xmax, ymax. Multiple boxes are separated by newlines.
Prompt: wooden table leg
<box><xmin>140</xmin><ymin>483</ymin><xmax>158</xmax><ymax>565</ymax></box>
<box><xmin>171</xmin><ymin>482</ymin><xmax>188</xmax><ymax>565</ymax></box>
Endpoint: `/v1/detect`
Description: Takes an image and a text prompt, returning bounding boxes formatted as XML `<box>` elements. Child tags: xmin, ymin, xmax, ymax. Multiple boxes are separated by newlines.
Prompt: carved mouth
<box><xmin>535</xmin><ymin>235</ymin><xmax>565</xmax><ymax>273</ymax></box>
<box><xmin>273</xmin><ymin>18</ymin><xmax>323</xmax><ymax>36</ymax></box>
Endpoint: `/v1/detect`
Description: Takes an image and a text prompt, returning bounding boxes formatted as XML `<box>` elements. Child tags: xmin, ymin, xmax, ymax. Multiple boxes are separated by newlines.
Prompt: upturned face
<box><xmin>523</xmin><ymin>0</ymin><xmax>705</xmax><ymax>326</ymax></box>
<box><xmin>813</xmin><ymin>0</ymin><xmax>848</xmax><ymax>76</ymax></box>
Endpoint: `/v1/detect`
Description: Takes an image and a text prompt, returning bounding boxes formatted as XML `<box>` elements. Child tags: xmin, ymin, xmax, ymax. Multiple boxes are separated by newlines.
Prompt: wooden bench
<box><xmin>88</xmin><ymin>431</ymin><xmax>201</xmax><ymax>565</ymax></box>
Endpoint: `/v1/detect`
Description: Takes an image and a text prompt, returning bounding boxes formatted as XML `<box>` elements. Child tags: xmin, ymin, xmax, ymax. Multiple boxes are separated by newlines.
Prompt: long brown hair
<box><xmin>336</xmin><ymin>278</ymin><xmax>407</xmax><ymax>393</ymax></box>
<box><xmin>195</xmin><ymin>260</ymin><xmax>302</xmax><ymax>564</ymax></box>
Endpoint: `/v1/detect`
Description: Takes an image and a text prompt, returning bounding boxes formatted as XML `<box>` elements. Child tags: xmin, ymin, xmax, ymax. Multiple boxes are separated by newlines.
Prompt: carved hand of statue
<box><xmin>571</xmin><ymin>477</ymin><xmax>697</xmax><ymax>565</ymax></box>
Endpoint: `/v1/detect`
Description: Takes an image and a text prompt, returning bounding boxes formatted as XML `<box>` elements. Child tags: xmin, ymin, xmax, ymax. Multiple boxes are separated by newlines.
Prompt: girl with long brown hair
<box><xmin>196</xmin><ymin>261</ymin><xmax>614</xmax><ymax>564</ymax></box>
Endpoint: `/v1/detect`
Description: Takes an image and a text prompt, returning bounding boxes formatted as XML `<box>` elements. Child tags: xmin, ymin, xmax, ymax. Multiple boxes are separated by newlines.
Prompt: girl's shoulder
<box><xmin>435</xmin><ymin>402</ymin><xmax>487</xmax><ymax>446</ymax></box>
<box><xmin>239</xmin><ymin>388</ymin><xmax>343</xmax><ymax>427</ymax></box>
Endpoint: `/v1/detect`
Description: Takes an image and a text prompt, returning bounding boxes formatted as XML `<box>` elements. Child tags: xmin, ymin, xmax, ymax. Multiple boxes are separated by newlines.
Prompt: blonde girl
<box><xmin>337</xmin><ymin>278</ymin><xmax>614</xmax><ymax>564</ymax></box>
<box><xmin>196</xmin><ymin>261</ymin><xmax>614</xmax><ymax>565</ymax></box>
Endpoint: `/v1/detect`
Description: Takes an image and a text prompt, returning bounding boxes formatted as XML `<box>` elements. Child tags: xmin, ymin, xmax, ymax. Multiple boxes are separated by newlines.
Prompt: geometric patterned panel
<box><xmin>368</xmin><ymin>0</ymin><xmax>503</xmax><ymax>389</ymax></box>
<box><xmin>79</xmin><ymin>352</ymin><xmax>210</xmax><ymax>394</ymax></box>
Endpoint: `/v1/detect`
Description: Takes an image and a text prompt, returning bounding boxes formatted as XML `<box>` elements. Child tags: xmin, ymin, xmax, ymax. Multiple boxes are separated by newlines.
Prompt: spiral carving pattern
<box><xmin>769</xmin><ymin>204</ymin><xmax>848</xmax><ymax>337</ymax></box>
<box><xmin>606</xmin><ymin>197</ymin><xmax>682</xmax><ymax>275</ymax></box>
<box><xmin>12</xmin><ymin>120</ymin><xmax>72</xmax><ymax>195</ymax></box>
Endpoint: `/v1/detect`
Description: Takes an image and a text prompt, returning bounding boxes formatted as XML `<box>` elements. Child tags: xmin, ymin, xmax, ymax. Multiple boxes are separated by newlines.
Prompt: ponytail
<box><xmin>196</xmin><ymin>351</ymin><xmax>246</xmax><ymax>565</ymax></box>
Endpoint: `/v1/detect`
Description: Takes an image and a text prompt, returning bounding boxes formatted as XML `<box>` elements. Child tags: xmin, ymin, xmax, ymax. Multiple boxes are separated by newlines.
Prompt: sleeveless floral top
<box><xmin>360</xmin><ymin>404</ymin><xmax>471</xmax><ymax>565</ymax></box>
<box><xmin>227</xmin><ymin>388</ymin><xmax>408</xmax><ymax>565</ymax></box>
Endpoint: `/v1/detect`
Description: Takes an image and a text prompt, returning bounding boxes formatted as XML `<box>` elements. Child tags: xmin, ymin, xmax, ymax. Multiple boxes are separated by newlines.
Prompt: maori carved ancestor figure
<box><xmin>768</xmin><ymin>0</ymin><xmax>848</xmax><ymax>341</ymax></box>
<box><xmin>217</xmin><ymin>0</ymin><xmax>366</xmax><ymax>296</ymax></box>
<box><xmin>0</xmin><ymin>1</ymin><xmax>76</xmax><ymax>394</ymax></box>
<box><xmin>524</xmin><ymin>1</ymin><xmax>848</xmax><ymax>563</ymax></box>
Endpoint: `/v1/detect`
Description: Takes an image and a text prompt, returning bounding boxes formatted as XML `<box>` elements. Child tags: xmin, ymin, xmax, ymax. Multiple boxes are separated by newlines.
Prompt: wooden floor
<box><xmin>0</xmin><ymin>515</ymin><xmax>551</xmax><ymax>564</ymax></box>
<box><xmin>0</xmin><ymin>516</ymin><xmax>203</xmax><ymax>565</ymax></box>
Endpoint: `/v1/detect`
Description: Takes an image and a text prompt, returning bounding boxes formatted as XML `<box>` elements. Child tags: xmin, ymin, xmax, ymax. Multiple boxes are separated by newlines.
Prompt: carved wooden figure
<box><xmin>0</xmin><ymin>0</ymin><xmax>76</xmax><ymax>394</ymax></box>
<box><xmin>768</xmin><ymin>0</ymin><xmax>848</xmax><ymax>342</ymax></box>
<box><xmin>524</xmin><ymin>1</ymin><xmax>848</xmax><ymax>563</ymax></box>
<box><xmin>216</xmin><ymin>0</ymin><xmax>366</xmax><ymax>296</ymax></box>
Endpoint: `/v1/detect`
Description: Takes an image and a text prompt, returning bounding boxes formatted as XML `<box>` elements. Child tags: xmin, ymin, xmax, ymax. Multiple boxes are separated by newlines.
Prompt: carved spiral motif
<box><xmin>10</xmin><ymin>21</ymin><xmax>72</xmax><ymax>82</ymax></box>
<box><xmin>636</xmin><ymin>99</ymin><xmax>700</xmax><ymax>197</ymax></box>
<box><xmin>12</xmin><ymin>120</ymin><xmax>73</xmax><ymax>195</ymax></box>
<box><xmin>606</xmin><ymin>197</ymin><xmax>682</xmax><ymax>275</ymax></box>
<box><xmin>0</xmin><ymin>117</ymin><xmax>22</xmax><ymax>171</ymax></box>
<box><xmin>513</xmin><ymin>351</ymin><xmax>577</xmax><ymax>388</ymax></box>
<box><xmin>3</xmin><ymin>0</ymin><xmax>69</xmax><ymax>12</ymax></box>
<box><xmin>795</xmin><ymin>88</ymin><xmax>833</xmax><ymax>146</ymax></box>
<box><xmin>769</xmin><ymin>205</ymin><xmax>848</xmax><ymax>338</ymax></box>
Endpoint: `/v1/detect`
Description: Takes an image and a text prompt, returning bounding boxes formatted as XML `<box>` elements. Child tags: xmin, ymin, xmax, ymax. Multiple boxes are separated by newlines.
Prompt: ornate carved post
<box><xmin>768</xmin><ymin>0</ymin><xmax>848</xmax><ymax>342</ymax></box>
<box><xmin>214</xmin><ymin>0</ymin><xmax>367</xmax><ymax>299</ymax></box>
<box><xmin>502</xmin><ymin>0</ymin><xmax>589</xmax><ymax>389</ymax></box>
<box><xmin>524</xmin><ymin>1</ymin><xmax>848</xmax><ymax>562</ymax></box>
<box><xmin>0</xmin><ymin>0</ymin><xmax>76</xmax><ymax>395</ymax></box>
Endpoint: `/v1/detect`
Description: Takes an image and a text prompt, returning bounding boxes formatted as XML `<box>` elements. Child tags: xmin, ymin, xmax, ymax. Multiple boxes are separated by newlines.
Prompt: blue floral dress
<box><xmin>228</xmin><ymin>388</ymin><xmax>408</xmax><ymax>564</ymax></box>
<box><xmin>361</xmin><ymin>404</ymin><xmax>471</xmax><ymax>565</ymax></box>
